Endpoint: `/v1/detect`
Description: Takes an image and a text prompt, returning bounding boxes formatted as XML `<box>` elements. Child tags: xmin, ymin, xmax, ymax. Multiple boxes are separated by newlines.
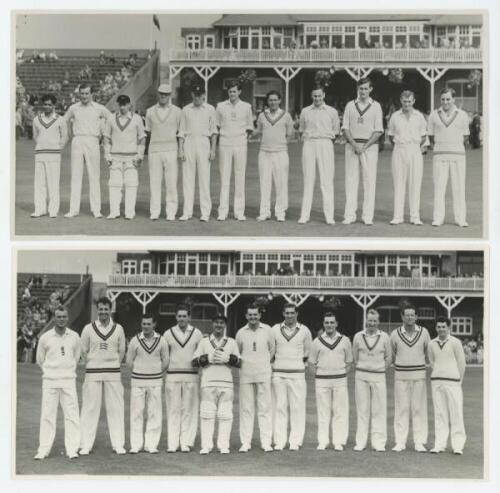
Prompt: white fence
<box><xmin>169</xmin><ymin>48</ymin><xmax>482</xmax><ymax>64</ymax></box>
<box><xmin>109</xmin><ymin>274</ymin><xmax>483</xmax><ymax>291</ymax></box>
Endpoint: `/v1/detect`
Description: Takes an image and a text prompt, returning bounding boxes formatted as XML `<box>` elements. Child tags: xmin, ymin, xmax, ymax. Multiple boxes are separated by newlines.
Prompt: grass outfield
<box><xmin>15</xmin><ymin>363</ymin><xmax>484</xmax><ymax>478</ymax></box>
<box><xmin>14</xmin><ymin>140</ymin><xmax>483</xmax><ymax>238</ymax></box>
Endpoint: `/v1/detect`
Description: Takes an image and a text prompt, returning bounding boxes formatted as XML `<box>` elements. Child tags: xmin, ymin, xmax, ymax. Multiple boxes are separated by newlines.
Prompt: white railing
<box><xmin>108</xmin><ymin>274</ymin><xmax>484</xmax><ymax>291</ymax></box>
<box><xmin>169</xmin><ymin>48</ymin><xmax>482</xmax><ymax>64</ymax></box>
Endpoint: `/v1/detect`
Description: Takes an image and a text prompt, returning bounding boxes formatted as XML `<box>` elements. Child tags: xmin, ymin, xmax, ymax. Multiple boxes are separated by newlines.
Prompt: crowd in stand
<box><xmin>461</xmin><ymin>336</ymin><xmax>483</xmax><ymax>364</ymax></box>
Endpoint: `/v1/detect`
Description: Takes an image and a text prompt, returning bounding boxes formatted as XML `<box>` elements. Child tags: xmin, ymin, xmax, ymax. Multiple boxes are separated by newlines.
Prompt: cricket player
<box><xmin>390</xmin><ymin>304</ymin><xmax>431</xmax><ymax>452</ymax></box>
<box><xmin>126</xmin><ymin>312</ymin><xmax>168</xmax><ymax>454</ymax></box>
<box><xmin>428</xmin><ymin>317</ymin><xmax>466</xmax><ymax>454</ymax></box>
<box><xmin>427</xmin><ymin>88</ymin><xmax>470</xmax><ymax>227</ymax></box>
<box><xmin>64</xmin><ymin>83</ymin><xmax>112</xmax><ymax>218</ymax></box>
<box><xmin>178</xmin><ymin>85</ymin><xmax>218</xmax><ymax>222</ymax></box>
<box><xmin>192</xmin><ymin>314</ymin><xmax>241</xmax><ymax>454</ymax></box>
<box><xmin>145</xmin><ymin>84</ymin><xmax>182</xmax><ymax>220</ymax></box>
<box><xmin>235</xmin><ymin>303</ymin><xmax>275</xmax><ymax>452</ymax></box>
<box><xmin>254</xmin><ymin>91</ymin><xmax>294</xmax><ymax>222</ymax></box>
<box><xmin>163</xmin><ymin>305</ymin><xmax>204</xmax><ymax>452</ymax></box>
<box><xmin>342</xmin><ymin>78</ymin><xmax>384</xmax><ymax>225</ymax></box>
<box><xmin>79</xmin><ymin>297</ymin><xmax>126</xmax><ymax>455</ymax></box>
<box><xmin>309</xmin><ymin>312</ymin><xmax>353</xmax><ymax>451</ymax></box>
<box><xmin>270</xmin><ymin>303</ymin><xmax>313</xmax><ymax>451</ymax></box>
<box><xmin>34</xmin><ymin>306</ymin><xmax>81</xmax><ymax>460</ymax></box>
<box><xmin>215</xmin><ymin>80</ymin><xmax>254</xmax><ymax>221</ymax></box>
<box><xmin>388</xmin><ymin>91</ymin><xmax>427</xmax><ymax>225</ymax></box>
<box><xmin>298</xmin><ymin>85</ymin><xmax>340</xmax><ymax>225</ymax></box>
<box><xmin>103</xmin><ymin>94</ymin><xmax>145</xmax><ymax>220</ymax></box>
<box><xmin>31</xmin><ymin>94</ymin><xmax>67</xmax><ymax>218</ymax></box>
<box><xmin>352</xmin><ymin>309</ymin><xmax>392</xmax><ymax>451</ymax></box>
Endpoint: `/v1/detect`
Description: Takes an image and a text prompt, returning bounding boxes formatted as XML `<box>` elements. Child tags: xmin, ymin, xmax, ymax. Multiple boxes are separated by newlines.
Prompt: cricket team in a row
<box><xmin>31</xmin><ymin>78</ymin><xmax>470</xmax><ymax>227</ymax></box>
<box><xmin>34</xmin><ymin>298</ymin><xmax>467</xmax><ymax>460</ymax></box>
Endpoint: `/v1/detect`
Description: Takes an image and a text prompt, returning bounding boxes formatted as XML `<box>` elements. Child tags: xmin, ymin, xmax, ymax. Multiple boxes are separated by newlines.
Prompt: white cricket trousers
<box><xmin>80</xmin><ymin>380</ymin><xmax>125</xmax><ymax>451</ymax></box>
<box><xmin>433</xmin><ymin>154</ymin><xmax>467</xmax><ymax>225</ymax></box>
<box><xmin>344</xmin><ymin>143</ymin><xmax>378</xmax><ymax>223</ymax></box>
<box><xmin>200</xmin><ymin>386</ymin><xmax>234</xmax><ymax>451</ymax></box>
<box><xmin>183</xmin><ymin>137</ymin><xmax>212</xmax><ymax>218</ymax></box>
<box><xmin>300</xmin><ymin>140</ymin><xmax>335</xmax><ymax>222</ymax></box>
<box><xmin>272</xmin><ymin>375</ymin><xmax>306</xmax><ymax>448</ymax></box>
<box><xmin>165</xmin><ymin>381</ymin><xmax>199</xmax><ymax>450</ymax></box>
<box><xmin>391</xmin><ymin>143</ymin><xmax>423</xmax><ymax>222</ymax></box>
<box><xmin>431</xmin><ymin>380</ymin><xmax>466</xmax><ymax>452</ymax></box>
<box><xmin>218</xmin><ymin>145</ymin><xmax>247</xmax><ymax>218</ymax></box>
<box><xmin>148</xmin><ymin>150</ymin><xmax>178</xmax><ymax>219</ymax></box>
<box><xmin>68</xmin><ymin>136</ymin><xmax>101</xmax><ymax>216</ymax></box>
<box><xmin>34</xmin><ymin>154</ymin><xmax>61</xmax><ymax>216</ymax></box>
<box><xmin>355</xmin><ymin>375</ymin><xmax>387</xmax><ymax>449</ymax></box>
<box><xmin>38</xmin><ymin>383</ymin><xmax>80</xmax><ymax>457</ymax></box>
<box><xmin>130</xmin><ymin>385</ymin><xmax>162</xmax><ymax>451</ymax></box>
<box><xmin>258</xmin><ymin>150</ymin><xmax>289</xmax><ymax>219</ymax></box>
<box><xmin>108</xmin><ymin>159</ymin><xmax>138</xmax><ymax>218</ymax></box>
<box><xmin>239</xmin><ymin>381</ymin><xmax>273</xmax><ymax>449</ymax></box>
<box><xmin>393</xmin><ymin>379</ymin><xmax>428</xmax><ymax>447</ymax></box>
<box><xmin>315</xmin><ymin>379</ymin><xmax>349</xmax><ymax>447</ymax></box>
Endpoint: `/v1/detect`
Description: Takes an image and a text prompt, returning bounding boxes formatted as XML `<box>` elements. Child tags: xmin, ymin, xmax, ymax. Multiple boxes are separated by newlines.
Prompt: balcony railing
<box><xmin>109</xmin><ymin>274</ymin><xmax>484</xmax><ymax>291</ymax></box>
<box><xmin>169</xmin><ymin>48</ymin><xmax>482</xmax><ymax>64</ymax></box>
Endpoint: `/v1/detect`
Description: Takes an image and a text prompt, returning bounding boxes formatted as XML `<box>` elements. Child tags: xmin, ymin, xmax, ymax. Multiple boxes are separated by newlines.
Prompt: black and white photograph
<box><xmin>13</xmin><ymin>11</ymin><xmax>486</xmax><ymax>238</ymax></box>
<box><xmin>14</xmin><ymin>248</ymin><xmax>485</xmax><ymax>479</ymax></box>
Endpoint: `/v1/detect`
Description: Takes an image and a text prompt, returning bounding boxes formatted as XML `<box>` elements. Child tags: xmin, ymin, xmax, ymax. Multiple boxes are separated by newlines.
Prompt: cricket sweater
<box><xmin>103</xmin><ymin>112</ymin><xmax>145</xmax><ymax>160</ymax></box>
<box><xmin>353</xmin><ymin>330</ymin><xmax>392</xmax><ymax>382</ymax></box>
<box><xmin>163</xmin><ymin>325</ymin><xmax>203</xmax><ymax>382</ymax></box>
<box><xmin>127</xmin><ymin>331</ymin><xmax>168</xmax><ymax>387</ymax></box>
<box><xmin>427</xmin><ymin>107</ymin><xmax>470</xmax><ymax>155</ymax></box>
<box><xmin>428</xmin><ymin>336</ymin><xmax>466</xmax><ymax>382</ymax></box>
<box><xmin>390</xmin><ymin>325</ymin><xmax>430</xmax><ymax>381</ymax></box>
<box><xmin>145</xmin><ymin>104</ymin><xmax>181</xmax><ymax>153</ymax></box>
<box><xmin>257</xmin><ymin>109</ymin><xmax>294</xmax><ymax>152</ymax></box>
<box><xmin>33</xmin><ymin>113</ymin><xmax>67</xmax><ymax>155</ymax></box>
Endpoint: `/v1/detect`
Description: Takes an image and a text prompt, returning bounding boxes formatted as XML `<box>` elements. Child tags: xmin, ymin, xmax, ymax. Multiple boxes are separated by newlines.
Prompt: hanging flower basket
<box><xmin>388</xmin><ymin>68</ymin><xmax>404</xmax><ymax>84</ymax></box>
<box><xmin>314</xmin><ymin>70</ymin><xmax>332</xmax><ymax>88</ymax></box>
<box><xmin>237</xmin><ymin>69</ymin><xmax>257</xmax><ymax>86</ymax></box>
<box><xmin>467</xmin><ymin>69</ymin><xmax>482</xmax><ymax>89</ymax></box>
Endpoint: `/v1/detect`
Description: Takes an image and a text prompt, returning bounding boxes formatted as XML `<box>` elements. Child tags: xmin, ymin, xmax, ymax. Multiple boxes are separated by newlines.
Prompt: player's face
<box><xmin>311</xmin><ymin>89</ymin><xmax>325</xmax><ymax>107</ymax></box>
<box><xmin>97</xmin><ymin>303</ymin><xmax>111</xmax><ymax>322</ymax></box>
<box><xmin>357</xmin><ymin>82</ymin><xmax>372</xmax><ymax>100</ymax></box>
<box><xmin>436</xmin><ymin>322</ymin><xmax>450</xmax><ymax>339</ymax></box>
<box><xmin>141</xmin><ymin>317</ymin><xmax>155</xmax><ymax>336</ymax></box>
<box><xmin>192</xmin><ymin>94</ymin><xmax>204</xmax><ymax>106</ymax></box>
<box><xmin>283</xmin><ymin>307</ymin><xmax>297</xmax><ymax>325</ymax></box>
<box><xmin>42</xmin><ymin>99</ymin><xmax>55</xmax><ymax>115</ymax></box>
<box><xmin>212</xmin><ymin>320</ymin><xmax>226</xmax><ymax>337</ymax></box>
<box><xmin>176</xmin><ymin>310</ymin><xmax>190</xmax><ymax>328</ymax></box>
<box><xmin>79</xmin><ymin>87</ymin><xmax>92</xmax><ymax>104</ymax></box>
<box><xmin>401</xmin><ymin>96</ymin><xmax>415</xmax><ymax>112</ymax></box>
<box><xmin>440</xmin><ymin>91</ymin><xmax>454</xmax><ymax>111</ymax></box>
<box><xmin>54</xmin><ymin>310</ymin><xmax>68</xmax><ymax>329</ymax></box>
<box><xmin>158</xmin><ymin>92</ymin><xmax>170</xmax><ymax>105</ymax></box>
<box><xmin>366</xmin><ymin>313</ymin><xmax>379</xmax><ymax>331</ymax></box>
<box><xmin>227</xmin><ymin>86</ymin><xmax>241</xmax><ymax>103</ymax></box>
<box><xmin>246</xmin><ymin>308</ymin><xmax>261</xmax><ymax>325</ymax></box>
<box><xmin>323</xmin><ymin>317</ymin><xmax>338</xmax><ymax>335</ymax></box>
<box><xmin>402</xmin><ymin>309</ymin><xmax>417</xmax><ymax>326</ymax></box>
<box><xmin>267</xmin><ymin>95</ymin><xmax>281</xmax><ymax>112</ymax></box>
<box><xmin>118</xmin><ymin>103</ymin><xmax>131</xmax><ymax>115</ymax></box>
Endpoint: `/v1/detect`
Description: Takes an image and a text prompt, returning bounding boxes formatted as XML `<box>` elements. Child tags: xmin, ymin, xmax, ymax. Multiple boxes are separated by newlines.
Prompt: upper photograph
<box><xmin>13</xmin><ymin>12</ymin><xmax>486</xmax><ymax>238</ymax></box>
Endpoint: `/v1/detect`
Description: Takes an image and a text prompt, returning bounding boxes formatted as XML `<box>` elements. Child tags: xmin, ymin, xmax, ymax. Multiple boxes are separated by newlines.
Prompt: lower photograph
<box><xmin>14</xmin><ymin>247</ymin><xmax>485</xmax><ymax>479</ymax></box>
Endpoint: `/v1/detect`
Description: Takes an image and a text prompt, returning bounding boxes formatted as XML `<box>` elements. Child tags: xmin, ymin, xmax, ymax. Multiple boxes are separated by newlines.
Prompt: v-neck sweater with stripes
<box><xmin>428</xmin><ymin>335</ymin><xmax>466</xmax><ymax>382</ymax></box>
<box><xmin>353</xmin><ymin>330</ymin><xmax>392</xmax><ymax>381</ymax></box>
<box><xmin>390</xmin><ymin>325</ymin><xmax>431</xmax><ymax>380</ymax></box>
<box><xmin>127</xmin><ymin>332</ymin><xmax>168</xmax><ymax>387</ymax></box>
<box><xmin>163</xmin><ymin>325</ymin><xmax>203</xmax><ymax>382</ymax></box>
<box><xmin>310</xmin><ymin>333</ymin><xmax>353</xmax><ymax>381</ymax></box>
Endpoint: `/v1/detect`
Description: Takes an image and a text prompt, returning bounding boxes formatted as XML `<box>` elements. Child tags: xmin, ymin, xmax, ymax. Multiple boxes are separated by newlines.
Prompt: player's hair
<box><xmin>435</xmin><ymin>316</ymin><xmax>451</xmax><ymax>327</ymax></box>
<box><xmin>246</xmin><ymin>302</ymin><xmax>262</xmax><ymax>314</ymax></box>
<box><xmin>283</xmin><ymin>302</ymin><xmax>297</xmax><ymax>313</ymax></box>
<box><xmin>323</xmin><ymin>311</ymin><xmax>337</xmax><ymax>321</ymax></box>
<box><xmin>41</xmin><ymin>94</ymin><xmax>57</xmax><ymax>105</ymax></box>
<box><xmin>142</xmin><ymin>311</ymin><xmax>156</xmax><ymax>322</ymax></box>
<box><xmin>78</xmin><ymin>82</ymin><xmax>93</xmax><ymax>93</ymax></box>
<box><xmin>367</xmin><ymin>308</ymin><xmax>380</xmax><ymax>318</ymax></box>
<box><xmin>226</xmin><ymin>79</ymin><xmax>242</xmax><ymax>91</ymax></box>
<box><xmin>400</xmin><ymin>303</ymin><xmax>416</xmax><ymax>316</ymax></box>
<box><xmin>400</xmin><ymin>90</ymin><xmax>415</xmax><ymax>100</ymax></box>
<box><xmin>357</xmin><ymin>77</ymin><xmax>373</xmax><ymax>88</ymax></box>
<box><xmin>440</xmin><ymin>87</ymin><xmax>456</xmax><ymax>98</ymax></box>
<box><xmin>96</xmin><ymin>296</ymin><xmax>112</xmax><ymax>308</ymax></box>
<box><xmin>176</xmin><ymin>304</ymin><xmax>190</xmax><ymax>315</ymax></box>
<box><xmin>266</xmin><ymin>90</ymin><xmax>282</xmax><ymax>102</ymax></box>
<box><xmin>311</xmin><ymin>84</ymin><xmax>325</xmax><ymax>93</ymax></box>
<box><xmin>54</xmin><ymin>305</ymin><xmax>68</xmax><ymax>315</ymax></box>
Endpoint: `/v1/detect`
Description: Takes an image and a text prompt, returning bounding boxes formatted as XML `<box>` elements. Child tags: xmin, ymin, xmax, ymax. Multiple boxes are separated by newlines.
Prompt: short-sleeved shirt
<box><xmin>64</xmin><ymin>101</ymin><xmax>111</xmax><ymax>138</ymax></box>
<box><xmin>145</xmin><ymin>103</ymin><xmax>181</xmax><ymax>153</ymax></box>
<box><xmin>342</xmin><ymin>98</ymin><xmax>384</xmax><ymax>142</ymax></box>
<box><xmin>104</xmin><ymin>112</ymin><xmax>145</xmax><ymax>158</ymax></box>
<box><xmin>257</xmin><ymin>109</ymin><xmax>294</xmax><ymax>152</ymax></box>
<box><xmin>216</xmin><ymin>99</ymin><xmax>254</xmax><ymax>147</ymax></box>
<box><xmin>388</xmin><ymin>109</ymin><xmax>427</xmax><ymax>145</ymax></box>
<box><xmin>299</xmin><ymin>104</ymin><xmax>340</xmax><ymax>140</ymax></box>
<box><xmin>178</xmin><ymin>103</ymin><xmax>217</xmax><ymax>139</ymax></box>
<box><xmin>427</xmin><ymin>107</ymin><xmax>470</xmax><ymax>155</ymax></box>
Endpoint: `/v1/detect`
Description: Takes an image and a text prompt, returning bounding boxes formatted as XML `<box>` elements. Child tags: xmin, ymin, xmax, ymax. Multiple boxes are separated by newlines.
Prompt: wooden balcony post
<box><xmin>435</xmin><ymin>295</ymin><xmax>464</xmax><ymax>320</ymax></box>
<box><xmin>193</xmin><ymin>66</ymin><xmax>220</xmax><ymax>100</ymax></box>
<box><xmin>274</xmin><ymin>66</ymin><xmax>301</xmax><ymax>112</ymax></box>
<box><xmin>416</xmin><ymin>67</ymin><xmax>448</xmax><ymax>112</ymax></box>
<box><xmin>351</xmin><ymin>294</ymin><xmax>379</xmax><ymax>327</ymax></box>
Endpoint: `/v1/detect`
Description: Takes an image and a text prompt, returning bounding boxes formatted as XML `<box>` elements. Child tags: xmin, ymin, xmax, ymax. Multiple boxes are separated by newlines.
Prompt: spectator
<box><xmin>48</xmin><ymin>50</ymin><xmax>59</xmax><ymax>61</ymax></box>
<box><xmin>41</xmin><ymin>274</ymin><xmax>49</xmax><ymax>288</ymax></box>
<box><xmin>16</xmin><ymin>106</ymin><xmax>23</xmax><ymax>140</ymax></box>
<box><xmin>99</xmin><ymin>50</ymin><xmax>107</xmax><ymax>65</ymax></box>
